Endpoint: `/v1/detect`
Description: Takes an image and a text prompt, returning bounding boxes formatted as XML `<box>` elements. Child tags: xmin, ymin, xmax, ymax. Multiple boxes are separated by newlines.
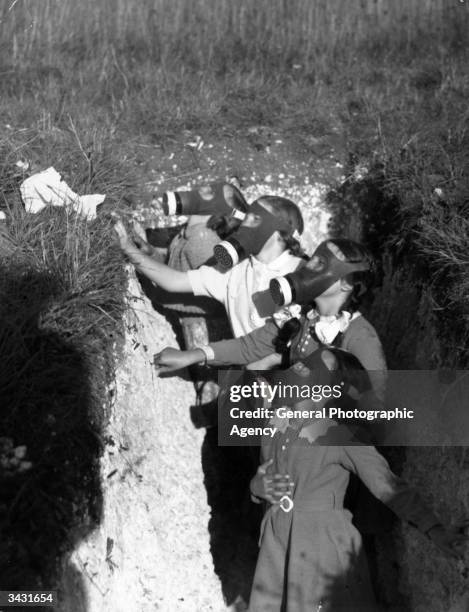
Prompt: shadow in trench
<box><xmin>201</xmin><ymin>428</ymin><xmax>262</xmax><ymax>608</ymax></box>
<box><xmin>0</xmin><ymin>268</ymin><xmax>103</xmax><ymax>612</ymax></box>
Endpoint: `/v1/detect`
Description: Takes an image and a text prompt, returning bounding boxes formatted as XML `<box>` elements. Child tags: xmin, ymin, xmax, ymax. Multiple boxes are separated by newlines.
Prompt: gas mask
<box><xmin>161</xmin><ymin>182</ymin><xmax>248</xmax><ymax>217</ymax></box>
<box><xmin>213</xmin><ymin>200</ymin><xmax>294</xmax><ymax>268</ymax></box>
<box><xmin>269</xmin><ymin>240</ymin><xmax>371</xmax><ymax>306</ymax></box>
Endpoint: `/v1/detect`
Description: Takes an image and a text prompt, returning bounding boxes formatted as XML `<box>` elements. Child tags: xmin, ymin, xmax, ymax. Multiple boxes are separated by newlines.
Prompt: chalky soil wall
<box><xmin>59</xmin><ymin>274</ymin><xmax>227</xmax><ymax>611</ymax></box>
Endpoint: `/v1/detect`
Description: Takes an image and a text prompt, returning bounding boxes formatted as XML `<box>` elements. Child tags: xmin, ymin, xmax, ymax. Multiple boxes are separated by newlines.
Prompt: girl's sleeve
<box><xmin>205</xmin><ymin>320</ymin><xmax>279</xmax><ymax>365</ymax></box>
<box><xmin>344</xmin><ymin>320</ymin><xmax>388</xmax><ymax>406</ymax></box>
<box><xmin>341</xmin><ymin>445</ymin><xmax>440</xmax><ymax>534</ymax></box>
<box><xmin>187</xmin><ymin>265</ymin><xmax>229</xmax><ymax>303</ymax></box>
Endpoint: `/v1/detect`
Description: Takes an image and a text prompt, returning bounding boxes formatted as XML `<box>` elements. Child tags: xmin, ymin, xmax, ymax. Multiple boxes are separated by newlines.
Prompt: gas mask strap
<box><xmin>231</xmin><ymin>209</ymin><xmax>247</xmax><ymax>221</ymax></box>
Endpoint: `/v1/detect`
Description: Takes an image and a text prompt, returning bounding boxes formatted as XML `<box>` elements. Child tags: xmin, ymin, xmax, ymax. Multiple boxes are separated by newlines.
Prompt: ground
<box><xmin>125</xmin><ymin>127</ymin><xmax>344</xmax><ymax>228</ymax></box>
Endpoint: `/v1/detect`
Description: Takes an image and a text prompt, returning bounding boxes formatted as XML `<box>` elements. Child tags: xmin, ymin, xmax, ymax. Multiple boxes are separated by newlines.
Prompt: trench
<box><xmin>57</xmin><ymin>180</ymin><xmax>331</xmax><ymax>611</ymax></box>
<box><xmin>57</xmin><ymin>168</ymin><xmax>468</xmax><ymax>611</ymax></box>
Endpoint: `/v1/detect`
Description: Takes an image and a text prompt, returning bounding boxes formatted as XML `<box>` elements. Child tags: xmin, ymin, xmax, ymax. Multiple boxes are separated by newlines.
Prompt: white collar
<box><xmin>308</xmin><ymin>310</ymin><xmax>359</xmax><ymax>345</ymax></box>
<box><xmin>306</xmin><ymin>308</ymin><xmax>362</xmax><ymax>322</ymax></box>
<box><xmin>250</xmin><ymin>249</ymin><xmax>299</xmax><ymax>273</ymax></box>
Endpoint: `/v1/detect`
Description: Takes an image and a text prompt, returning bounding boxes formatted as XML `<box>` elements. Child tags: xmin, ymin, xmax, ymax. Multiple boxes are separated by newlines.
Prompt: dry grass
<box><xmin>0</xmin><ymin>129</ymin><xmax>133</xmax><ymax>590</ymax></box>
<box><xmin>2</xmin><ymin>0</ymin><xmax>465</xmax><ymax>64</ymax></box>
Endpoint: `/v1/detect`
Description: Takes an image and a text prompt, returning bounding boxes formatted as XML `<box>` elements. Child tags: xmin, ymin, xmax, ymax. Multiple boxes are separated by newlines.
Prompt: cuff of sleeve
<box><xmin>198</xmin><ymin>345</ymin><xmax>215</xmax><ymax>363</ymax></box>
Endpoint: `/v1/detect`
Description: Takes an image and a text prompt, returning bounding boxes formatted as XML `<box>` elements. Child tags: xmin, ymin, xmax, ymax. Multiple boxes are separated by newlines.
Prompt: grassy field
<box><xmin>0</xmin><ymin>0</ymin><xmax>468</xmax><ymax>604</ymax></box>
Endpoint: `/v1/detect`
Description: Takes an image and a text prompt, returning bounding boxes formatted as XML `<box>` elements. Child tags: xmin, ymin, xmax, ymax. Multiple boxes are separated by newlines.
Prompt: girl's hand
<box><xmin>114</xmin><ymin>219</ymin><xmax>154</xmax><ymax>257</ymax></box>
<box><xmin>131</xmin><ymin>221</ymin><xmax>154</xmax><ymax>255</ymax></box>
<box><xmin>250</xmin><ymin>458</ymin><xmax>294</xmax><ymax>505</ymax></box>
<box><xmin>427</xmin><ymin>524</ymin><xmax>468</xmax><ymax>559</ymax></box>
<box><xmin>153</xmin><ymin>347</ymin><xmax>205</xmax><ymax>375</ymax></box>
<box><xmin>114</xmin><ymin>220</ymin><xmax>136</xmax><ymax>253</ymax></box>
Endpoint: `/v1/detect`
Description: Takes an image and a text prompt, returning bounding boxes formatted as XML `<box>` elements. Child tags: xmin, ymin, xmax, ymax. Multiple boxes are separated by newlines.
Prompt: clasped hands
<box><xmin>250</xmin><ymin>458</ymin><xmax>294</xmax><ymax>506</ymax></box>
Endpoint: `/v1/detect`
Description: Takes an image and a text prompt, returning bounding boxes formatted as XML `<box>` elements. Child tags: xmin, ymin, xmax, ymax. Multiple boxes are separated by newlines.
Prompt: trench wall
<box><xmin>59</xmin><ymin>273</ymin><xmax>227</xmax><ymax>612</ymax></box>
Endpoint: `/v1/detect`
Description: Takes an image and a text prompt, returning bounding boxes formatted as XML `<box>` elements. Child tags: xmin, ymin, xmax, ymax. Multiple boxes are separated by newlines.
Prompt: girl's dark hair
<box><xmin>328</xmin><ymin>238</ymin><xmax>376</xmax><ymax>314</ymax></box>
<box><xmin>275</xmin><ymin>316</ymin><xmax>303</xmax><ymax>365</ymax></box>
<box><xmin>323</xmin><ymin>347</ymin><xmax>371</xmax><ymax>395</ymax></box>
<box><xmin>206</xmin><ymin>214</ymin><xmax>242</xmax><ymax>239</ymax></box>
<box><xmin>257</xmin><ymin>196</ymin><xmax>305</xmax><ymax>258</ymax></box>
<box><xmin>274</xmin><ymin>238</ymin><xmax>376</xmax><ymax>361</ymax></box>
<box><xmin>322</xmin><ymin>348</ymin><xmax>375</xmax><ymax>444</ymax></box>
<box><xmin>206</xmin><ymin>183</ymin><xmax>249</xmax><ymax>238</ymax></box>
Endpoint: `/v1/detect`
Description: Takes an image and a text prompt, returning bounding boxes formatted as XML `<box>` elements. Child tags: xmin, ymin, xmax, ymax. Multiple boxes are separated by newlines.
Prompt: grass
<box><xmin>0</xmin><ymin>130</ymin><xmax>133</xmax><ymax>590</ymax></box>
<box><xmin>320</xmin><ymin>22</ymin><xmax>469</xmax><ymax>367</ymax></box>
<box><xmin>0</xmin><ymin>0</ymin><xmax>468</xmax><ymax>604</ymax></box>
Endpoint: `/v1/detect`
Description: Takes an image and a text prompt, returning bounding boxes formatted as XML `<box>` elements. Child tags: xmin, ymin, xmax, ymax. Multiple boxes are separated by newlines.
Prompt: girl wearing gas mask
<box><xmin>135</xmin><ymin>181</ymin><xmax>248</xmax><ymax>260</ymax></box>
<box><xmin>247</xmin><ymin>347</ymin><xmax>466</xmax><ymax>612</ymax></box>
<box><xmin>153</xmin><ymin>238</ymin><xmax>386</xmax><ymax>407</ymax></box>
<box><xmin>115</xmin><ymin>194</ymin><xmax>305</xmax><ymax>341</ymax></box>
<box><xmin>126</xmin><ymin>181</ymin><xmax>248</xmax><ymax>314</ymax></box>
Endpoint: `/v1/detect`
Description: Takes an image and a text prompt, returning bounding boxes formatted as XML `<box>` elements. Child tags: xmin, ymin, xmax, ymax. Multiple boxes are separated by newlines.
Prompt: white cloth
<box><xmin>272</xmin><ymin>304</ymin><xmax>302</xmax><ymax>328</ymax></box>
<box><xmin>306</xmin><ymin>309</ymin><xmax>360</xmax><ymax>345</ymax></box>
<box><xmin>20</xmin><ymin>167</ymin><xmax>105</xmax><ymax>220</ymax></box>
<box><xmin>187</xmin><ymin>250</ymin><xmax>302</xmax><ymax>338</ymax></box>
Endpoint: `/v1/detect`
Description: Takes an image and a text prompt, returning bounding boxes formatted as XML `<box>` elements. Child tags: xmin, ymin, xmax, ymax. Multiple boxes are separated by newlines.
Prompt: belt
<box><xmin>278</xmin><ymin>495</ymin><xmax>341</xmax><ymax>514</ymax></box>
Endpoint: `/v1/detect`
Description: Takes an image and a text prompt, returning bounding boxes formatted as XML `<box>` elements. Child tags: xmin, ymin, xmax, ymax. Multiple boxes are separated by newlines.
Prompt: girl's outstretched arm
<box><xmin>114</xmin><ymin>220</ymin><xmax>192</xmax><ymax>292</ymax></box>
<box><xmin>341</xmin><ymin>445</ymin><xmax>467</xmax><ymax>559</ymax></box>
<box><xmin>250</xmin><ymin>458</ymin><xmax>294</xmax><ymax>505</ymax></box>
<box><xmin>203</xmin><ymin>319</ymin><xmax>280</xmax><ymax>365</ymax></box>
<box><xmin>153</xmin><ymin>321</ymin><xmax>281</xmax><ymax>372</ymax></box>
